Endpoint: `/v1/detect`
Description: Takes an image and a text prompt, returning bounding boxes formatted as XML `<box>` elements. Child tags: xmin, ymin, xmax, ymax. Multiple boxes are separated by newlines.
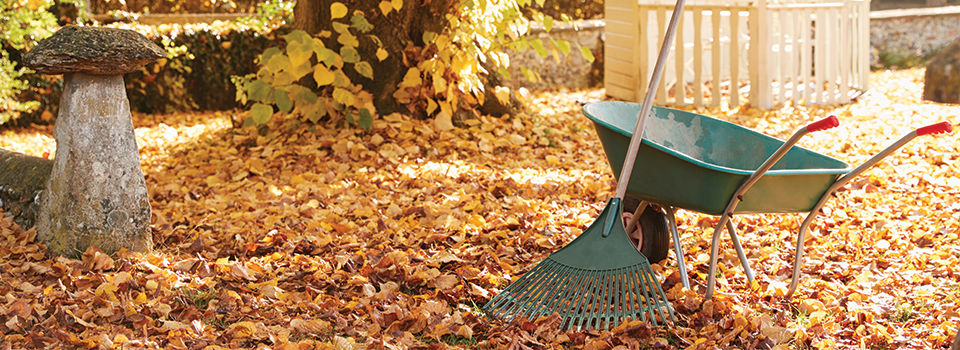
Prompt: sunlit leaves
<box><xmin>378</xmin><ymin>1</ymin><xmax>393</xmax><ymax>15</ymax></box>
<box><xmin>580</xmin><ymin>45</ymin><xmax>595</xmax><ymax>62</ymax></box>
<box><xmin>274</xmin><ymin>90</ymin><xmax>293</xmax><ymax>113</ymax></box>
<box><xmin>248</xmin><ymin>103</ymin><xmax>273</xmax><ymax>125</ymax></box>
<box><xmin>530</xmin><ymin>38</ymin><xmax>548</xmax><ymax>58</ymax></box>
<box><xmin>400</xmin><ymin>67</ymin><xmax>422</xmax><ymax>87</ymax></box>
<box><xmin>376</xmin><ymin>48</ymin><xmax>389</xmax><ymax>61</ymax></box>
<box><xmin>354</xmin><ymin>61</ymin><xmax>374</xmax><ymax>79</ymax></box>
<box><xmin>330</xmin><ymin>2</ymin><xmax>348</xmax><ymax>19</ymax></box>
<box><xmin>350</xmin><ymin>13</ymin><xmax>374</xmax><ymax>33</ymax></box>
<box><xmin>2</xmin><ymin>69</ymin><xmax>959</xmax><ymax>348</ymax></box>
<box><xmin>332</xmin><ymin>87</ymin><xmax>355</xmax><ymax>106</ymax></box>
<box><xmin>339</xmin><ymin>47</ymin><xmax>360</xmax><ymax>63</ymax></box>
<box><xmin>313</xmin><ymin>65</ymin><xmax>335</xmax><ymax>86</ymax></box>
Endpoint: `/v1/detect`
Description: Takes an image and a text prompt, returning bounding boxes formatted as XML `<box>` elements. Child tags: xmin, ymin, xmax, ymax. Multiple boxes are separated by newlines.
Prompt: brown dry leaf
<box><xmin>81</xmin><ymin>246</ymin><xmax>114</xmax><ymax>271</ymax></box>
<box><xmin>433</xmin><ymin>274</ymin><xmax>459</xmax><ymax>290</ymax></box>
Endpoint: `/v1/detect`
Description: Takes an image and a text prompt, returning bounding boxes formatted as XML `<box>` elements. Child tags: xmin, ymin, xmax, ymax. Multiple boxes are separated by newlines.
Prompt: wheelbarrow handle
<box><xmin>786</xmin><ymin>120</ymin><xmax>954</xmax><ymax>297</ymax></box>
<box><xmin>917</xmin><ymin>121</ymin><xmax>954</xmax><ymax>136</ymax></box>
<box><xmin>805</xmin><ymin>115</ymin><xmax>840</xmax><ymax>133</ymax></box>
<box><xmin>705</xmin><ymin>116</ymin><xmax>840</xmax><ymax>298</ymax></box>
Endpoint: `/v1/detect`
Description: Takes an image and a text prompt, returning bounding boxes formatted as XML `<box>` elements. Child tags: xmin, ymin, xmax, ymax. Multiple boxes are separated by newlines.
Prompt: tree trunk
<box><xmin>0</xmin><ymin>149</ymin><xmax>51</xmax><ymax>228</ymax></box>
<box><xmin>292</xmin><ymin>0</ymin><xmax>519</xmax><ymax>117</ymax></box>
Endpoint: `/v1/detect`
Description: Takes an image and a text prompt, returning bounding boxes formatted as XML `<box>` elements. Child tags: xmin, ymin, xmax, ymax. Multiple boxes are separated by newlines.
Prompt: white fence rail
<box><xmin>605</xmin><ymin>0</ymin><xmax>870</xmax><ymax>109</ymax></box>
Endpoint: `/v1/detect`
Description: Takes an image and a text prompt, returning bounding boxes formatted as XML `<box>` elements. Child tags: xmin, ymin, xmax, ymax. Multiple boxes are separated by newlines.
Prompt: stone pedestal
<box><xmin>36</xmin><ymin>73</ymin><xmax>152</xmax><ymax>257</ymax></box>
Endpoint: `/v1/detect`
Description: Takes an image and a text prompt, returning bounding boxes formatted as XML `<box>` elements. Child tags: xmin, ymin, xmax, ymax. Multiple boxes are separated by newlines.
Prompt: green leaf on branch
<box><xmin>332</xmin><ymin>87</ymin><xmax>355</xmax><ymax>106</ymax></box>
<box><xmin>332</xmin><ymin>22</ymin><xmax>350</xmax><ymax>34</ymax></box>
<box><xmin>259</xmin><ymin>47</ymin><xmax>281</xmax><ymax>65</ymax></box>
<box><xmin>274</xmin><ymin>90</ymin><xmax>293</xmax><ymax>113</ymax></box>
<box><xmin>350</xmin><ymin>13</ymin><xmax>374</xmax><ymax>33</ymax></box>
<box><xmin>299</xmin><ymin>98</ymin><xmax>327</xmax><ymax>122</ymax></box>
<box><xmin>315</xmin><ymin>47</ymin><xmax>339</xmax><ymax>67</ymax></box>
<box><xmin>531</xmin><ymin>39</ymin><xmax>548</xmax><ymax>58</ymax></box>
<box><xmin>358</xmin><ymin>108</ymin><xmax>373</xmax><ymax>130</ymax></box>
<box><xmin>340</xmin><ymin>47</ymin><xmax>360</xmax><ymax>63</ymax></box>
<box><xmin>354</xmin><ymin>61</ymin><xmax>374</xmax><ymax>79</ymax></box>
<box><xmin>265</xmin><ymin>53</ymin><xmax>291</xmax><ymax>73</ymax></box>
<box><xmin>422</xmin><ymin>31</ymin><xmax>437</xmax><ymax>45</ymax></box>
<box><xmin>338</xmin><ymin>32</ymin><xmax>359</xmax><ymax>47</ymax></box>
<box><xmin>580</xmin><ymin>45</ymin><xmax>595</xmax><ymax>63</ymax></box>
<box><xmin>555</xmin><ymin>39</ymin><xmax>571</xmax><ymax>56</ymax></box>
<box><xmin>249</xmin><ymin>103</ymin><xmax>273</xmax><ymax>125</ymax></box>
<box><xmin>247</xmin><ymin>80</ymin><xmax>273</xmax><ymax>102</ymax></box>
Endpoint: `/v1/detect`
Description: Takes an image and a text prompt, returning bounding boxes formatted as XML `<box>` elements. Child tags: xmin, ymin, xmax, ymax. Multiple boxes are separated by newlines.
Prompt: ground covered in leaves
<box><xmin>0</xmin><ymin>68</ymin><xmax>957</xmax><ymax>349</ymax></box>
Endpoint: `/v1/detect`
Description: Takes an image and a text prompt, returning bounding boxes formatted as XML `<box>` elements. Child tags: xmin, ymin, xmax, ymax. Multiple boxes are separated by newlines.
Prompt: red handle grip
<box><xmin>806</xmin><ymin>115</ymin><xmax>840</xmax><ymax>132</ymax></box>
<box><xmin>917</xmin><ymin>121</ymin><xmax>953</xmax><ymax>136</ymax></box>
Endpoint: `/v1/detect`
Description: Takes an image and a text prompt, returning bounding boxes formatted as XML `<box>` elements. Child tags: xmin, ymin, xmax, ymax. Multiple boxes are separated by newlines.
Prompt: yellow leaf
<box><xmin>314</xmin><ymin>65</ymin><xmax>335</xmax><ymax>86</ymax></box>
<box><xmin>378</xmin><ymin>0</ymin><xmax>393</xmax><ymax>15</ymax></box>
<box><xmin>333</xmin><ymin>87</ymin><xmax>356</xmax><ymax>106</ymax></box>
<box><xmin>432</xmin><ymin>72</ymin><xmax>446</xmax><ymax>94</ymax></box>
<box><xmin>376</xmin><ymin>48</ymin><xmax>389</xmax><ymax>61</ymax></box>
<box><xmin>391</xmin><ymin>0</ymin><xmax>402</xmax><ymax>11</ymax></box>
<box><xmin>434</xmin><ymin>111</ymin><xmax>454</xmax><ymax>131</ymax></box>
<box><xmin>330</xmin><ymin>2</ymin><xmax>348</xmax><ymax>19</ymax></box>
<box><xmin>399</xmin><ymin>67</ymin><xmax>422</xmax><ymax>87</ymax></box>
<box><xmin>133</xmin><ymin>292</ymin><xmax>148</xmax><ymax>305</ymax></box>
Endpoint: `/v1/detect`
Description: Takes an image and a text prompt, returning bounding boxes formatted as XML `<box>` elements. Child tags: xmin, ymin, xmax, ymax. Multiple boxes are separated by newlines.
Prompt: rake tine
<box><xmin>502</xmin><ymin>260</ymin><xmax>563</xmax><ymax>321</ymax></box>
<box><xmin>613</xmin><ymin>269</ymin><xmax>624</xmax><ymax>329</ymax></box>
<box><xmin>637</xmin><ymin>264</ymin><xmax>658</xmax><ymax>323</ymax></box>
<box><xmin>486</xmin><ymin>260</ymin><xmax>549</xmax><ymax>316</ymax></box>
<box><xmin>636</xmin><ymin>265</ymin><xmax>659</xmax><ymax>327</ymax></box>
<box><xmin>625</xmin><ymin>266</ymin><xmax>645</xmax><ymax>322</ymax></box>
<box><xmin>646</xmin><ymin>263</ymin><xmax>676</xmax><ymax>323</ymax></box>
<box><xmin>588</xmin><ymin>271</ymin><xmax>606</xmax><ymax>330</ymax></box>
<box><xmin>569</xmin><ymin>270</ymin><xmax>597</xmax><ymax>331</ymax></box>
<box><xmin>640</xmin><ymin>263</ymin><xmax>671</xmax><ymax>324</ymax></box>
<box><xmin>519</xmin><ymin>262</ymin><xmax>570</xmax><ymax>320</ymax></box>
<box><xmin>606</xmin><ymin>270</ymin><xmax>621</xmax><ymax>330</ymax></box>
<box><xmin>584</xmin><ymin>270</ymin><xmax>605</xmax><ymax>330</ymax></box>
<box><xmin>548</xmin><ymin>267</ymin><xmax>584</xmax><ymax>319</ymax></box>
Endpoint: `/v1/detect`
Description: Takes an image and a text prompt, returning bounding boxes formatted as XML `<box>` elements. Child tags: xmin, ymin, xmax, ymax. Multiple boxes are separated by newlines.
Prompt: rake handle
<box><xmin>614</xmin><ymin>0</ymin><xmax>687</xmax><ymax>199</ymax></box>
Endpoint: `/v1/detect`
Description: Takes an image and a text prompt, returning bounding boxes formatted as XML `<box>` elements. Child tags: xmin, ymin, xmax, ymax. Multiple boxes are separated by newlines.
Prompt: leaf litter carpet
<box><xmin>0</xmin><ymin>68</ymin><xmax>956</xmax><ymax>348</ymax></box>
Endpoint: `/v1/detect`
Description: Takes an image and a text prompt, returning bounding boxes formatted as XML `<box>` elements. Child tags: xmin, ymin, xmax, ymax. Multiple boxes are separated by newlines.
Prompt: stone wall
<box><xmin>870</xmin><ymin>6</ymin><xmax>960</xmax><ymax>63</ymax></box>
<box><xmin>507</xmin><ymin>7</ymin><xmax>960</xmax><ymax>90</ymax></box>
<box><xmin>502</xmin><ymin>20</ymin><xmax>604</xmax><ymax>91</ymax></box>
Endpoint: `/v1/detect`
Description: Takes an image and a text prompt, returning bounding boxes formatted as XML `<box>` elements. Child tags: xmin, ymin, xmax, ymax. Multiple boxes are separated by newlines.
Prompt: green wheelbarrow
<box><xmin>583</xmin><ymin>101</ymin><xmax>954</xmax><ymax>298</ymax></box>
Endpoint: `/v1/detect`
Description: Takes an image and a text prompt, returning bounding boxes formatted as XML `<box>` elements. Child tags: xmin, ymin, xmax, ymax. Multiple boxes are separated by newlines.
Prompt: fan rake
<box><xmin>484</xmin><ymin>199</ymin><xmax>674</xmax><ymax>330</ymax></box>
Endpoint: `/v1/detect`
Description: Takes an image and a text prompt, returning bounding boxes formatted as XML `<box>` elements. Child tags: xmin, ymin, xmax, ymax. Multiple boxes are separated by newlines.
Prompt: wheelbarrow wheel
<box><xmin>623</xmin><ymin>198</ymin><xmax>670</xmax><ymax>263</ymax></box>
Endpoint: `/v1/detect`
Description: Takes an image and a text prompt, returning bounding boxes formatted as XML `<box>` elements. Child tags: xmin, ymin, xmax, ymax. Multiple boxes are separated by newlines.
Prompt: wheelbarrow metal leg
<box><xmin>726</xmin><ymin>219</ymin><xmax>754</xmax><ymax>283</ymax></box>
<box><xmin>707</xmin><ymin>116</ymin><xmax>838</xmax><ymax>298</ymax></box>
<box><xmin>787</xmin><ymin>130</ymin><xmax>922</xmax><ymax>296</ymax></box>
<box><xmin>664</xmin><ymin>206</ymin><xmax>690</xmax><ymax>289</ymax></box>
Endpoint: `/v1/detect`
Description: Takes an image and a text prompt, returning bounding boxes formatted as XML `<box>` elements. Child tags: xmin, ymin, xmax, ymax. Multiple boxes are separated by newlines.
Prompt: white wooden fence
<box><xmin>605</xmin><ymin>0</ymin><xmax>870</xmax><ymax>109</ymax></box>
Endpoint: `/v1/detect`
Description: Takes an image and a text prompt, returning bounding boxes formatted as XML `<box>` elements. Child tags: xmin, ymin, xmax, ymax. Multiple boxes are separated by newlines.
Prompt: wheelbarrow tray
<box><xmin>583</xmin><ymin>101</ymin><xmax>850</xmax><ymax>215</ymax></box>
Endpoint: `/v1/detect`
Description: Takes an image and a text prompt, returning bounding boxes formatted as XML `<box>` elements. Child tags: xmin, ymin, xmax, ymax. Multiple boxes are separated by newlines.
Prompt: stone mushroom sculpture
<box><xmin>22</xmin><ymin>26</ymin><xmax>164</xmax><ymax>257</ymax></box>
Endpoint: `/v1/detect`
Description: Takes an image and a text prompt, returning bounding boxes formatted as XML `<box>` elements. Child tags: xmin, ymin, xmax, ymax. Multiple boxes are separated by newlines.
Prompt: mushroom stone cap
<box><xmin>23</xmin><ymin>26</ymin><xmax>165</xmax><ymax>75</ymax></box>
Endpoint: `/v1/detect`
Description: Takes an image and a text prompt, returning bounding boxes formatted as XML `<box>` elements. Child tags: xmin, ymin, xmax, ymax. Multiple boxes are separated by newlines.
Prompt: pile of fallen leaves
<box><xmin>0</xmin><ymin>68</ymin><xmax>956</xmax><ymax>348</ymax></box>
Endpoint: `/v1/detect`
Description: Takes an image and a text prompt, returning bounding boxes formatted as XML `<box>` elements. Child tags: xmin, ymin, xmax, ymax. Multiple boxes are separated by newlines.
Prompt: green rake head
<box><xmin>484</xmin><ymin>199</ymin><xmax>675</xmax><ymax>331</ymax></box>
